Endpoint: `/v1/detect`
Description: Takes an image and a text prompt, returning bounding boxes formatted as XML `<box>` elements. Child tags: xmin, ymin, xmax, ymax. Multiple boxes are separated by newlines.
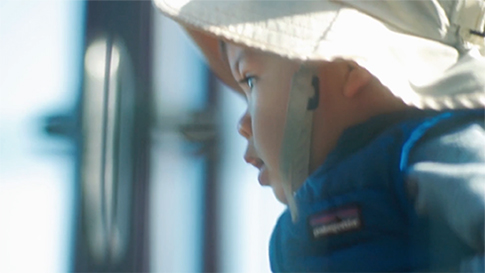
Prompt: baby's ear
<box><xmin>343</xmin><ymin>61</ymin><xmax>372</xmax><ymax>98</ymax></box>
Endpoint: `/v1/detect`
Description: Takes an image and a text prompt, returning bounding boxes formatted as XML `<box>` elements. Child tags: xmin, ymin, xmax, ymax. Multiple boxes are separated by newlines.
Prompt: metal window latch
<box><xmin>153</xmin><ymin>109</ymin><xmax>217</xmax><ymax>156</ymax></box>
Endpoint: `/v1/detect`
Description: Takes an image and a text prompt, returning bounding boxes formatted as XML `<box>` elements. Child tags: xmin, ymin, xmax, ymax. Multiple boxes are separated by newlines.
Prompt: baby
<box><xmin>155</xmin><ymin>0</ymin><xmax>485</xmax><ymax>272</ymax></box>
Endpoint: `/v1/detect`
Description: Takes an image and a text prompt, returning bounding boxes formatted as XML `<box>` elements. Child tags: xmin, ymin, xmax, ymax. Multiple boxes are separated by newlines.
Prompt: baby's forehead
<box><xmin>223</xmin><ymin>41</ymin><xmax>284</xmax><ymax>61</ymax></box>
<box><xmin>222</xmin><ymin>40</ymin><xmax>338</xmax><ymax>71</ymax></box>
<box><xmin>224</xmin><ymin>43</ymin><xmax>258</xmax><ymax>63</ymax></box>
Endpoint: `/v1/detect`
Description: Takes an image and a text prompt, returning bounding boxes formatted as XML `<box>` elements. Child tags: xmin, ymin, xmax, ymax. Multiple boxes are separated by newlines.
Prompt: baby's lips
<box><xmin>244</xmin><ymin>156</ymin><xmax>264</xmax><ymax>170</ymax></box>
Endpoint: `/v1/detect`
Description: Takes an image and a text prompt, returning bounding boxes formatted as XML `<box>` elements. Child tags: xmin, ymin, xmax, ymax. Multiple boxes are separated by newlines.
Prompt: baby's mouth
<box><xmin>244</xmin><ymin>156</ymin><xmax>270</xmax><ymax>185</ymax></box>
<box><xmin>244</xmin><ymin>156</ymin><xmax>264</xmax><ymax>170</ymax></box>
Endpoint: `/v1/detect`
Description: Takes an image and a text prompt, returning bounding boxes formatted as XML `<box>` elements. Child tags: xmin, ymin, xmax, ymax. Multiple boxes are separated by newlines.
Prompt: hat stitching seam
<box><xmin>186</xmin><ymin>6</ymin><xmax>340</xmax><ymax>59</ymax></box>
<box><xmin>194</xmin><ymin>5</ymin><xmax>333</xmax><ymax>40</ymax></box>
<box><xmin>311</xmin><ymin>8</ymin><xmax>341</xmax><ymax>56</ymax></box>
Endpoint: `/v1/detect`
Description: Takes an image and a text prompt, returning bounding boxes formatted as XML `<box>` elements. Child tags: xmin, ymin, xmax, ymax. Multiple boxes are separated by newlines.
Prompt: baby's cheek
<box><xmin>254</xmin><ymin>114</ymin><xmax>283</xmax><ymax>161</ymax></box>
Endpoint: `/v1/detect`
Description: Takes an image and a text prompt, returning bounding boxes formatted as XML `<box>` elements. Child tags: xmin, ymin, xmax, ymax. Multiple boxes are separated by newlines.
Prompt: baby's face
<box><xmin>225</xmin><ymin>43</ymin><xmax>300</xmax><ymax>203</ymax></box>
<box><xmin>224</xmin><ymin>43</ymin><xmax>350</xmax><ymax>203</ymax></box>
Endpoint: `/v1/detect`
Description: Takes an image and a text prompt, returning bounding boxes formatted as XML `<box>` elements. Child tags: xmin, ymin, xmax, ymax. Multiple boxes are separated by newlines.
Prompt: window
<box><xmin>0</xmin><ymin>1</ymin><xmax>84</xmax><ymax>272</ymax></box>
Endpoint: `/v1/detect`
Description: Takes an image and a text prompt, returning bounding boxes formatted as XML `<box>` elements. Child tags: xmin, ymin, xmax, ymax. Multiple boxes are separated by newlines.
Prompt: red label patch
<box><xmin>309</xmin><ymin>205</ymin><xmax>362</xmax><ymax>239</ymax></box>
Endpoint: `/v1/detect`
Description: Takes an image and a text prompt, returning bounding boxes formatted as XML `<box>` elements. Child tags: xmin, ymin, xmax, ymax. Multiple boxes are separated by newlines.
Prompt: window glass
<box><xmin>0</xmin><ymin>1</ymin><xmax>84</xmax><ymax>272</ymax></box>
<box><xmin>149</xmin><ymin>12</ymin><xmax>206</xmax><ymax>273</ymax></box>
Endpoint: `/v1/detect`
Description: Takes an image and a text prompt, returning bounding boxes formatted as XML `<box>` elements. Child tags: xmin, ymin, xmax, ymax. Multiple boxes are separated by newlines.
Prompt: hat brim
<box><xmin>154</xmin><ymin>0</ymin><xmax>485</xmax><ymax>110</ymax></box>
<box><xmin>183</xmin><ymin>27</ymin><xmax>243</xmax><ymax>94</ymax></box>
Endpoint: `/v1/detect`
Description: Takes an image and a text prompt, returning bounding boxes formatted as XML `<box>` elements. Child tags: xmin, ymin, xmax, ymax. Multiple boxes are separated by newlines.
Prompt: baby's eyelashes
<box><xmin>238</xmin><ymin>75</ymin><xmax>257</xmax><ymax>90</ymax></box>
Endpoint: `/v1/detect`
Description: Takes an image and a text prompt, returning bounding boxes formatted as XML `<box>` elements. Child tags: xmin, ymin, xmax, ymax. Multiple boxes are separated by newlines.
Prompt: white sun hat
<box><xmin>154</xmin><ymin>0</ymin><xmax>485</xmax><ymax>110</ymax></box>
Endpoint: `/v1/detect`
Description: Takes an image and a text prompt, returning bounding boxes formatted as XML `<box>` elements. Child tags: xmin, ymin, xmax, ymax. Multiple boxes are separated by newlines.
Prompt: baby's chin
<box><xmin>272</xmin><ymin>186</ymin><xmax>288</xmax><ymax>205</ymax></box>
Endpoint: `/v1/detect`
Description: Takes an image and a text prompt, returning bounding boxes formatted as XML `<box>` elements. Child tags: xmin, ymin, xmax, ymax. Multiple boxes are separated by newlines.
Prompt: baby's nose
<box><xmin>237</xmin><ymin>111</ymin><xmax>252</xmax><ymax>139</ymax></box>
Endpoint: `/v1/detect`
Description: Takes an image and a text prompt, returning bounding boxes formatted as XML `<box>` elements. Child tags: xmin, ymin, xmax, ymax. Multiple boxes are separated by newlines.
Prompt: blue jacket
<box><xmin>270</xmin><ymin>109</ymin><xmax>484</xmax><ymax>272</ymax></box>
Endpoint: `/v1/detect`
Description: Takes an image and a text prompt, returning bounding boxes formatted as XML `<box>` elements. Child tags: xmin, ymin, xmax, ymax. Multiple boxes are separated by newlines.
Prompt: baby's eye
<box><xmin>246</xmin><ymin>77</ymin><xmax>255</xmax><ymax>89</ymax></box>
<box><xmin>239</xmin><ymin>76</ymin><xmax>256</xmax><ymax>90</ymax></box>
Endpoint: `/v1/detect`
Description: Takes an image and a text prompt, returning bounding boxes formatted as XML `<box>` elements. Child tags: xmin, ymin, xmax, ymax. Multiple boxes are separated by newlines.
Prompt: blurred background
<box><xmin>0</xmin><ymin>1</ymin><xmax>284</xmax><ymax>272</ymax></box>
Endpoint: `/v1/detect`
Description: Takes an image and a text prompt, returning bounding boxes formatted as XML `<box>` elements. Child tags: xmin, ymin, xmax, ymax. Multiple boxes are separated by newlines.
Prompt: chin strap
<box><xmin>279</xmin><ymin>65</ymin><xmax>319</xmax><ymax>222</ymax></box>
